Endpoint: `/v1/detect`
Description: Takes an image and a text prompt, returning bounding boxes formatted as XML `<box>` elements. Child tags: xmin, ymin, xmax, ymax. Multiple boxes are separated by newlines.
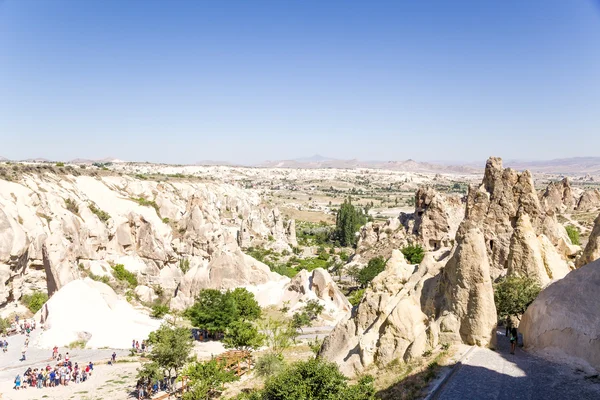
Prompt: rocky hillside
<box><xmin>321</xmin><ymin>157</ymin><xmax>595</xmax><ymax>376</ymax></box>
<box><xmin>0</xmin><ymin>171</ymin><xmax>300</xmax><ymax>310</ymax></box>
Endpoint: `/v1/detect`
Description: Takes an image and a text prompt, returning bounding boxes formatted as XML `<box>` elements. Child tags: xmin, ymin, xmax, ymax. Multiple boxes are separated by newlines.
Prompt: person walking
<box><xmin>20</xmin><ymin>346</ymin><xmax>27</xmax><ymax>361</ymax></box>
<box><xmin>510</xmin><ymin>327</ymin><xmax>518</xmax><ymax>354</ymax></box>
<box><xmin>14</xmin><ymin>374</ymin><xmax>21</xmax><ymax>390</ymax></box>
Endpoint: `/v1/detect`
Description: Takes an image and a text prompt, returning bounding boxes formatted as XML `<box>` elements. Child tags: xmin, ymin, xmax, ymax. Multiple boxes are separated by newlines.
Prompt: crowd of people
<box><xmin>14</xmin><ymin>359</ymin><xmax>95</xmax><ymax>390</ymax></box>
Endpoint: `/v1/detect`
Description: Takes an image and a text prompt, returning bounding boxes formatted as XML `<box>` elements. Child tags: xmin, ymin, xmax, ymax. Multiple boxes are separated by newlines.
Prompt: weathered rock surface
<box><xmin>576</xmin><ymin>189</ymin><xmax>600</xmax><ymax>212</ymax></box>
<box><xmin>0</xmin><ymin>173</ymin><xmax>297</xmax><ymax>308</ymax></box>
<box><xmin>577</xmin><ymin>213</ymin><xmax>600</xmax><ymax>268</ymax></box>
<box><xmin>321</xmin><ymin>221</ymin><xmax>496</xmax><ymax>376</ymax></box>
<box><xmin>465</xmin><ymin>157</ymin><xmax>574</xmax><ymax>279</ymax></box>
<box><xmin>540</xmin><ymin>178</ymin><xmax>576</xmax><ymax>213</ymax></box>
<box><xmin>410</xmin><ymin>187</ymin><xmax>464</xmax><ymax>250</ymax></box>
<box><xmin>520</xmin><ymin>259</ymin><xmax>600</xmax><ymax>373</ymax></box>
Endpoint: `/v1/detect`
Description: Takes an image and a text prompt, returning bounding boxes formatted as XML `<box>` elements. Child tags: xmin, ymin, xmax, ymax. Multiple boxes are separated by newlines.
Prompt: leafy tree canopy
<box><xmin>223</xmin><ymin>320</ymin><xmax>264</xmax><ymax>352</ymax></box>
<box><xmin>181</xmin><ymin>359</ymin><xmax>238</xmax><ymax>400</ymax></box>
<box><xmin>334</xmin><ymin>198</ymin><xmax>367</xmax><ymax>247</ymax></box>
<box><xmin>145</xmin><ymin>324</ymin><xmax>193</xmax><ymax>379</ymax></box>
<box><xmin>358</xmin><ymin>256</ymin><xmax>387</xmax><ymax>287</ymax></box>
<box><xmin>401</xmin><ymin>244</ymin><xmax>425</xmax><ymax>264</ymax></box>
<box><xmin>494</xmin><ymin>275</ymin><xmax>541</xmax><ymax>319</ymax></box>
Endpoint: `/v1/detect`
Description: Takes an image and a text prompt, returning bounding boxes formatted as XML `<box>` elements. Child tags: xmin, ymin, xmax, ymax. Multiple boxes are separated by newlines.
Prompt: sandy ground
<box><xmin>0</xmin><ymin>331</ymin><xmax>229</xmax><ymax>400</ymax></box>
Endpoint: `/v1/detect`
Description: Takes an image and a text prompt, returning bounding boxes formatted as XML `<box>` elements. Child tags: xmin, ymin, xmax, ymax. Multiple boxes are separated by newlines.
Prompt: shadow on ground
<box><xmin>376</xmin><ymin>326</ymin><xmax>600</xmax><ymax>400</ymax></box>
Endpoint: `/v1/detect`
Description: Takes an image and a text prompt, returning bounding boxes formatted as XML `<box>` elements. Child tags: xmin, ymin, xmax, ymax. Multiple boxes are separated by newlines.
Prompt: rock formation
<box><xmin>577</xmin><ymin>213</ymin><xmax>600</xmax><ymax>268</ymax></box>
<box><xmin>540</xmin><ymin>178</ymin><xmax>576</xmax><ymax>213</ymax></box>
<box><xmin>321</xmin><ymin>222</ymin><xmax>497</xmax><ymax>376</ymax></box>
<box><xmin>38</xmin><ymin>278</ymin><xmax>161</xmax><ymax>349</ymax></box>
<box><xmin>409</xmin><ymin>187</ymin><xmax>464</xmax><ymax>251</ymax></box>
<box><xmin>465</xmin><ymin>157</ymin><xmax>574</xmax><ymax>280</ymax></box>
<box><xmin>576</xmin><ymin>189</ymin><xmax>600</xmax><ymax>212</ymax></box>
<box><xmin>0</xmin><ymin>173</ymin><xmax>298</xmax><ymax>308</ymax></box>
<box><xmin>520</xmin><ymin>259</ymin><xmax>600</xmax><ymax>373</ymax></box>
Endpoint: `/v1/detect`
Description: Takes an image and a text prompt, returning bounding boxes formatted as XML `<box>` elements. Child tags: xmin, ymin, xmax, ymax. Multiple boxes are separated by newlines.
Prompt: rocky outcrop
<box><xmin>410</xmin><ymin>187</ymin><xmax>464</xmax><ymax>251</ymax></box>
<box><xmin>577</xmin><ymin>213</ymin><xmax>600</xmax><ymax>268</ymax></box>
<box><xmin>576</xmin><ymin>189</ymin><xmax>600</xmax><ymax>212</ymax></box>
<box><xmin>520</xmin><ymin>259</ymin><xmax>600</xmax><ymax>373</ymax></box>
<box><xmin>436</xmin><ymin>222</ymin><xmax>497</xmax><ymax>347</ymax></box>
<box><xmin>0</xmin><ymin>173</ymin><xmax>297</xmax><ymax>307</ymax></box>
<box><xmin>321</xmin><ymin>222</ymin><xmax>496</xmax><ymax>376</ymax></box>
<box><xmin>540</xmin><ymin>178</ymin><xmax>576</xmax><ymax>213</ymax></box>
<box><xmin>465</xmin><ymin>157</ymin><xmax>574</xmax><ymax>279</ymax></box>
<box><xmin>355</xmin><ymin>218</ymin><xmax>408</xmax><ymax>260</ymax></box>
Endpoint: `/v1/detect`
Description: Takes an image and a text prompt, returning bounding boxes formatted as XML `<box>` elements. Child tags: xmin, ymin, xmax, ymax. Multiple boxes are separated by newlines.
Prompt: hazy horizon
<box><xmin>2</xmin><ymin>0</ymin><xmax>600</xmax><ymax>164</ymax></box>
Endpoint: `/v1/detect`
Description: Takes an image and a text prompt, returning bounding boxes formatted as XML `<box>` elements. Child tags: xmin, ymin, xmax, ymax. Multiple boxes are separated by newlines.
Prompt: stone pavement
<box><xmin>436</xmin><ymin>328</ymin><xmax>600</xmax><ymax>400</ymax></box>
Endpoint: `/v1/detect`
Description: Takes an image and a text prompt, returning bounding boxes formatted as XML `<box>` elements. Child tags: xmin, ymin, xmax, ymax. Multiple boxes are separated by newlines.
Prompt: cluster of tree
<box><xmin>494</xmin><ymin>275</ymin><xmax>541</xmax><ymax>320</ymax></box>
<box><xmin>334</xmin><ymin>198</ymin><xmax>368</xmax><ymax>247</ymax></box>
<box><xmin>401</xmin><ymin>244</ymin><xmax>425</xmax><ymax>264</ymax></box>
<box><xmin>291</xmin><ymin>300</ymin><xmax>325</xmax><ymax>332</ymax></box>
<box><xmin>233</xmin><ymin>358</ymin><xmax>376</xmax><ymax>400</ymax></box>
<box><xmin>185</xmin><ymin>288</ymin><xmax>261</xmax><ymax>335</ymax></box>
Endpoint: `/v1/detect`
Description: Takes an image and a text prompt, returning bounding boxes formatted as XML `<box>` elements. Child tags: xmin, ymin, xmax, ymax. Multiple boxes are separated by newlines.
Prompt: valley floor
<box><xmin>436</xmin><ymin>329</ymin><xmax>600</xmax><ymax>400</ymax></box>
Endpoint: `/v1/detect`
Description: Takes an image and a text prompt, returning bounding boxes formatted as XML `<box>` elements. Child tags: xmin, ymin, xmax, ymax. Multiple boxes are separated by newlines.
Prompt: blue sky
<box><xmin>1</xmin><ymin>0</ymin><xmax>599</xmax><ymax>164</ymax></box>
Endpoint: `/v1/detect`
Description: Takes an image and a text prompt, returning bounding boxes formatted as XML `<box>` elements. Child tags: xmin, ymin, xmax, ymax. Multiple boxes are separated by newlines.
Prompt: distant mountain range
<box><xmin>257</xmin><ymin>155</ymin><xmax>479</xmax><ymax>174</ymax></box>
<box><xmin>2</xmin><ymin>154</ymin><xmax>600</xmax><ymax>175</ymax></box>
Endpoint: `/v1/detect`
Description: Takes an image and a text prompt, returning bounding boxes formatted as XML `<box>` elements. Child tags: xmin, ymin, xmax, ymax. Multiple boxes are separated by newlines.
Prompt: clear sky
<box><xmin>1</xmin><ymin>0</ymin><xmax>599</xmax><ymax>165</ymax></box>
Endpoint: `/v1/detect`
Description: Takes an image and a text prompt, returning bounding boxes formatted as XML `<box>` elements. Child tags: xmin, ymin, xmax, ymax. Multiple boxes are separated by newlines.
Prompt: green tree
<box><xmin>494</xmin><ymin>275</ymin><xmax>542</xmax><ymax>320</ymax></box>
<box><xmin>21</xmin><ymin>291</ymin><xmax>48</xmax><ymax>313</ymax></box>
<box><xmin>291</xmin><ymin>312</ymin><xmax>311</xmax><ymax>332</ymax></box>
<box><xmin>261</xmin><ymin>358</ymin><xmax>375</xmax><ymax>400</ymax></box>
<box><xmin>255</xmin><ymin>353</ymin><xmax>286</xmax><ymax>378</ymax></box>
<box><xmin>223</xmin><ymin>321</ymin><xmax>264</xmax><ymax>352</ymax></box>
<box><xmin>145</xmin><ymin>324</ymin><xmax>194</xmax><ymax>381</ymax></box>
<box><xmin>229</xmin><ymin>288</ymin><xmax>262</xmax><ymax>321</ymax></box>
<box><xmin>358</xmin><ymin>256</ymin><xmax>386</xmax><ymax>287</ymax></box>
<box><xmin>401</xmin><ymin>244</ymin><xmax>425</xmax><ymax>264</ymax></box>
<box><xmin>0</xmin><ymin>317</ymin><xmax>11</xmax><ymax>334</ymax></box>
<box><xmin>181</xmin><ymin>359</ymin><xmax>238</xmax><ymax>400</ymax></box>
<box><xmin>348</xmin><ymin>288</ymin><xmax>365</xmax><ymax>307</ymax></box>
<box><xmin>151</xmin><ymin>303</ymin><xmax>170</xmax><ymax>319</ymax></box>
<box><xmin>304</xmin><ymin>300</ymin><xmax>324</xmax><ymax>320</ymax></box>
<box><xmin>565</xmin><ymin>225</ymin><xmax>580</xmax><ymax>245</ymax></box>
<box><xmin>334</xmin><ymin>198</ymin><xmax>367</xmax><ymax>247</ymax></box>
<box><xmin>185</xmin><ymin>289</ymin><xmax>237</xmax><ymax>333</ymax></box>
<box><xmin>260</xmin><ymin>317</ymin><xmax>298</xmax><ymax>356</ymax></box>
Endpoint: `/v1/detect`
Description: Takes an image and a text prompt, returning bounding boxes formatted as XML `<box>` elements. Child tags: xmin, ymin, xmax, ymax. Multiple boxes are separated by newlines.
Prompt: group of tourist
<box><xmin>14</xmin><ymin>359</ymin><xmax>95</xmax><ymax>390</ymax></box>
<box><xmin>132</xmin><ymin>339</ymin><xmax>147</xmax><ymax>353</ymax></box>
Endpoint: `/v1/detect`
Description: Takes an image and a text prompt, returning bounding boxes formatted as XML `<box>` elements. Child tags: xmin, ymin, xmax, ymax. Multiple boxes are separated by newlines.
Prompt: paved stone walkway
<box><xmin>436</xmin><ymin>328</ymin><xmax>600</xmax><ymax>400</ymax></box>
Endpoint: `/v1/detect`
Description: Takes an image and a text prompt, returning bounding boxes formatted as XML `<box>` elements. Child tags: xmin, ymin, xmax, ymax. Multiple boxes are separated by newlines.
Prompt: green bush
<box><xmin>21</xmin><ymin>291</ymin><xmax>48</xmax><ymax>313</ymax></box>
<box><xmin>261</xmin><ymin>359</ymin><xmax>375</xmax><ymax>400</ymax></box>
<box><xmin>151</xmin><ymin>303</ymin><xmax>170</xmax><ymax>318</ymax></box>
<box><xmin>64</xmin><ymin>198</ymin><xmax>79</xmax><ymax>214</ymax></box>
<box><xmin>112</xmin><ymin>264</ymin><xmax>138</xmax><ymax>288</ymax></box>
<box><xmin>401</xmin><ymin>244</ymin><xmax>425</xmax><ymax>264</ymax></box>
<box><xmin>256</xmin><ymin>353</ymin><xmax>286</xmax><ymax>377</ymax></box>
<box><xmin>348</xmin><ymin>288</ymin><xmax>365</xmax><ymax>306</ymax></box>
<box><xmin>0</xmin><ymin>317</ymin><xmax>11</xmax><ymax>334</ymax></box>
<box><xmin>133</xmin><ymin>197</ymin><xmax>160</xmax><ymax>215</ymax></box>
<box><xmin>565</xmin><ymin>225</ymin><xmax>580</xmax><ymax>245</ymax></box>
<box><xmin>494</xmin><ymin>275</ymin><xmax>541</xmax><ymax>319</ymax></box>
<box><xmin>179</xmin><ymin>258</ymin><xmax>191</xmax><ymax>274</ymax></box>
<box><xmin>89</xmin><ymin>203</ymin><xmax>111</xmax><ymax>223</ymax></box>
<box><xmin>55</xmin><ymin>162</ymin><xmax>65</xmax><ymax>167</ymax></box>
<box><xmin>358</xmin><ymin>256</ymin><xmax>386</xmax><ymax>287</ymax></box>
<box><xmin>89</xmin><ymin>272</ymin><xmax>111</xmax><ymax>285</ymax></box>
<box><xmin>334</xmin><ymin>198</ymin><xmax>367</xmax><ymax>247</ymax></box>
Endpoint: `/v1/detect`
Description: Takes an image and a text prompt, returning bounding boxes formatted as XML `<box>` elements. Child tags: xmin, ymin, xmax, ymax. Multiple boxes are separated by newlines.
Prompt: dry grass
<box><xmin>373</xmin><ymin>346</ymin><xmax>456</xmax><ymax>400</ymax></box>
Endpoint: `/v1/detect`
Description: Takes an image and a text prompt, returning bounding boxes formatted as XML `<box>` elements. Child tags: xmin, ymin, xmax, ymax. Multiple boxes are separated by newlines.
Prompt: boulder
<box><xmin>38</xmin><ymin>278</ymin><xmax>161</xmax><ymax>349</ymax></box>
<box><xmin>576</xmin><ymin>189</ymin><xmax>600</xmax><ymax>212</ymax></box>
<box><xmin>520</xmin><ymin>259</ymin><xmax>600</xmax><ymax>373</ymax></box>
<box><xmin>577</xmin><ymin>213</ymin><xmax>600</xmax><ymax>267</ymax></box>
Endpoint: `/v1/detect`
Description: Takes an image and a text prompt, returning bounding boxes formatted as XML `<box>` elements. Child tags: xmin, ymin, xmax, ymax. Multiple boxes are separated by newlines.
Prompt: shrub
<box><xmin>68</xmin><ymin>339</ymin><xmax>87</xmax><ymax>349</ymax></box>
<box><xmin>565</xmin><ymin>225</ymin><xmax>580</xmax><ymax>245</ymax></box>
<box><xmin>181</xmin><ymin>359</ymin><xmax>238</xmax><ymax>400</ymax></box>
<box><xmin>89</xmin><ymin>203</ymin><xmax>110</xmax><ymax>223</ymax></box>
<box><xmin>162</xmin><ymin>217</ymin><xmax>170</xmax><ymax>224</ymax></box>
<box><xmin>89</xmin><ymin>272</ymin><xmax>110</xmax><ymax>285</ymax></box>
<box><xmin>0</xmin><ymin>317</ymin><xmax>11</xmax><ymax>334</ymax></box>
<box><xmin>64</xmin><ymin>198</ymin><xmax>79</xmax><ymax>214</ymax></box>
<box><xmin>179</xmin><ymin>258</ymin><xmax>190</xmax><ymax>274</ymax></box>
<box><xmin>256</xmin><ymin>353</ymin><xmax>286</xmax><ymax>377</ymax></box>
<box><xmin>401</xmin><ymin>244</ymin><xmax>425</xmax><ymax>264</ymax></box>
<box><xmin>55</xmin><ymin>162</ymin><xmax>65</xmax><ymax>167</ymax></box>
<box><xmin>133</xmin><ymin>197</ymin><xmax>160</xmax><ymax>215</ymax></box>
<box><xmin>304</xmin><ymin>299</ymin><xmax>324</xmax><ymax>320</ymax></box>
<box><xmin>348</xmin><ymin>288</ymin><xmax>365</xmax><ymax>306</ymax></box>
<box><xmin>112</xmin><ymin>264</ymin><xmax>138</xmax><ymax>288</ymax></box>
<box><xmin>151</xmin><ymin>303</ymin><xmax>170</xmax><ymax>319</ymax></box>
<box><xmin>21</xmin><ymin>291</ymin><xmax>48</xmax><ymax>313</ymax></box>
<box><xmin>358</xmin><ymin>256</ymin><xmax>386</xmax><ymax>287</ymax></box>
<box><xmin>494</xmin><ymin>275</ymin><xmax>541</xmax><ymax>319</ymax></box>
<box><xmin>261</xmin><ymin>359</ymin><xmax>376</xmax><ymax>400</ymax></box>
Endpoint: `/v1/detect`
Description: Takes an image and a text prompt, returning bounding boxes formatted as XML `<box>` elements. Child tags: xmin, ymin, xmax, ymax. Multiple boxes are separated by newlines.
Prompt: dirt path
<box><xmin>435</xmin><ymin>328</ymin><xmax>600</xmax><ymax>400</ymax></box>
